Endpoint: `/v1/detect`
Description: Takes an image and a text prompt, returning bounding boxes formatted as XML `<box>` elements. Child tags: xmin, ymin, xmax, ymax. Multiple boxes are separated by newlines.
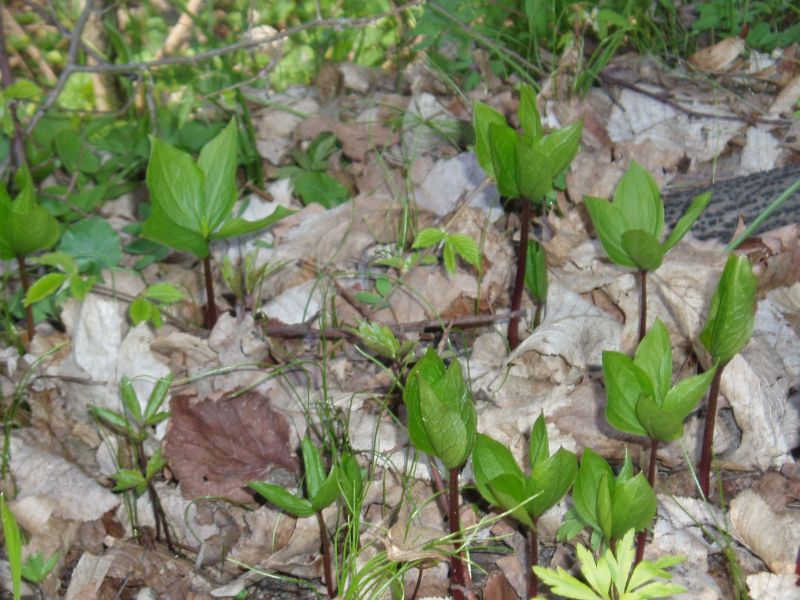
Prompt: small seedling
<box><xmin>697</xmin><ymin>254</ymin><xmax>756</xmax><ymax>498</ymax></box>
<box><xmin>534</xmin><ymin>528</ymin><xmax>686</xmax><ymax>600</ymax></box>
<box><xmin>403</xmin><ymin>347</ymin><xmax>477</xmax><ymax>600</ymax></box>
<box><xmin>473</xmin><ymin>85</ymin><xmax>582</xmax><ymax>348</ymax></box>
<box><xmin>220</xmin><ymin>253</ymin><xmax>286</xmax><ymax>315</ymax></box>
<box><xmin>604</xmin><ymin>318</ymin><xmax>716</xmax><ymax>561</ymax></box>
<box><xmin>472</xmin><ymin>413</ymin><xmax>577</xmax><ymax>597</ymax></box>
<box><xmin>277</xmin><ymin>132</ymin><xmax>349</xmax><ymax>208</ymax></box>
<box><xmin>90</xmin><ymin>374</ymin><xmax>174</xmax><ymax>551</ymax></box>
<box><xmin>411</xmin><ymin>227</ymin><xmax>481</xmax><ymax>276</ymax></box>
<box><xmin>584</xmin><ymin>161</ymin><xmax>710</xmax><ymax>341</ymax></box>
<box><xmin>524</xmin><ymin>239</ymin><xmax>548</xmax><ymax>329</ymax></box>
<box><xmin>559</xmin><ymin>448</ymin><xmax>656</xmax><ymax>551</ymax></box>
<box><xmin>143</xmin><ymin>119</ymin><xmax>292</xmax><ymax>328</ymax></box>
<box><xmin>24</xmin><ymin>252</ymin><xmax>96</xmax><ymax>308</ymax></box>
<box><xmin>0</xmin><ymin>165</ymin><xmax>60</xmax><ymax>341</ymax></box>
<box><xmin>129</xmin><ymin>282</ymin><xmax>185</xmax><ymax>328</ymax></box>
<box><xmin>249</xmin><ymin>437</ymin><xmax>362</xmax><ymax>598</ymax></box>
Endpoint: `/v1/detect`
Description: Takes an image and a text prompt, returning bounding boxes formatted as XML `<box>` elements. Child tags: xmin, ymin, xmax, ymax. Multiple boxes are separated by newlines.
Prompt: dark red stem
<box><xmin>17</xmin><ymin>255</ymin><xmax>34</xmax><ymax>342</ymax></box>
<box><xmin>448</xmin><ymin>467</ymin><xmax>465</xmax><ymax>600</ymax></box>
<box><xmin>316</xmin><ymin>511</ymin><xmax>335</xmax><ymax>598</ymax></box>
<box><xmin>528</xmin><ymin>520</ymin><xmax>540</xmax><ymax>597</ymax></box>
<box><xmin>508</xmin><ymin>199</ymin><xmax>532</xmax><ymax>350</ymax></box>
<box><xmin>639</xmin><ymin>269</ymin><xmax>647</xmax><ymax>342</ymax></box>
<box><xmin>699</xmin><ymin>363</ymin><xmax>727</xmax><ymax>498</ymax></box>
<box><xmin>136</xmin><ymin>440</ymin><xmax>174</xmax><ymax>553</ymax></box>
<box><xmin>203</xmin><ymin>255</ymin><xmax>217</xmax><ymax>329</ymax></box>
<box><xmin>635</xmin><ymin>438</ymin><xmax>659</xmax><ymax>564</ymax></box>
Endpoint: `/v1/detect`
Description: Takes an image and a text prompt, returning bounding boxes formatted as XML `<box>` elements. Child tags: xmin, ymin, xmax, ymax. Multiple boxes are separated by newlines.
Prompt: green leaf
<box><xmin>488</xmin><ymin>123</ymin><xmax>520</xmax><ymax>197</ymax></box>
<box><xmin>486</xmin><ymin>474</ymin><xmax>534</xmax><ymax>527</ymax></box>
<box><xmin>613</xmin><ymin>161</ymin><xmax>663</xmax><ymax>237</ymax></box>
<box><xmin>90</xmin><ymin>406</ymin><xmax>130</xmax><ymax>435</ymax></box>
<box><xmin>144</xmin><ymin>374</ymin><xmax>173</xmax><ymax>423</ymax></box>
<box><xmin>292</xmin><ymin>171</ymin><xmax>349</xmax><ymax>208</ymax></box>
<box><xmin>338</xmin><ymin>453</ymin><xmax>364</xmax><ymax>513</ymax></box>
<box><xmin>0</xmin><ymin>167</ymin><xmax>60</xmax><ymax>259</ymax></box>
<box><xmin>301</xmin><ymin>436</ymin><xmax>326</xmax><ymax>500</ymax></box>
<box><xmin>635</xmin><ymin>395</ymin><xmax>685</xmax><ymax>441</ymax></box>
<box><xmin>55</xmin><ymin>129</ymin><xmax>99</xmax><ymax>174</ymax></box>
<box><xmin>143</xmin><ymin>283</ymin><xmax>185</xmax><ymax>304</ymax></box>
<box><xmin>528</xmin><ymin>447</ymin><xmax>578</xmax><ymax>517</ymax></box>
<box><xmin>5</xmin><ymin>79</ymin><xmax>41</xmax><ymax>101</ymax></box>
<box><xmin>146</xmin><ymin>136</ymin><xmax>206</xmax><ymax>235</ymax></box>
<box><xmin>23</xmin><ymin>272</ymin><xmax>66</xmax><ymax>306</ymax></box>
<box><xmin>413</xmin><ymin>227</ymin><xmax>447</xmax><ymax>249</ymax></box>
<box><xmin>663</xmin><ymin>191</ymin><xmax>711</xmax><ymax>253</ymax></box>
<box><xmin>700</xmin><ymin>254</ymin><xmax>757</xmax><ymax>364</ymax></box>
<box><xmin>248</xmin><ymin>481</ymin><xmax>315</xmax><ymax>517</ymax></box>
<box><xmin>662</xmin><ymin>367</ymin><xmax>716</xmax><ymax>420</ymax></box>
<box><xmin>213</xmin><ymin>206</ymin><xmax>294</xmax><ymax>239</ymax></box>
<box><xmin>357</xmin><ymin>321</ymin><xmax>400</xmax><ymax>359</ymax></box>
<box><xmin>30</xmin><ymin>251</ymin><xmax>78</xmax><ymax>275</ymax></box>
<box><xmin>141</xmin><ymin>204</ymin><xmax>209</xmax><ymax>257</ymax></box>
<box><xmin>633</xmin><ymin>319</ymin><xmax>672</xmax><ymax>403</ymax></box>
<box><xmin>517</xmin><ymin>85</ymin><xmax>543</xmax><ymax>144</ymax></box>
<box><xmin>584</xmin><ymin>197</ymin><xmax>634</xmax><ymax>267</ymax></box>
<box><xmin>515</xmin><ymin>141</ymin><xmax>553</xmax><ymax>199</ymax></box>
<box><xmin>403</xmin><ymin>348</ymin><xmax>446</xmax><ymax>456</ymax></box>
<box><xmin>310</xmin><ymin>468</ymin><xmax>340</xmax><ymax>512</ymax></box>
<box><xmin>68</xmin><ymin>273</ymin><xmax>96</xmax><ymax>301</ymax></box>
<box><xmin>21</xmin><ymin>551</ymin><xmax>59</xmax><ymax>584</ymax></box>
<box><xmin>58</xmin><ymin>217</ymin><xmax>121</xmax><ymax>272</ymax></box>
<box><xmin>528</xmin><ymin>412</ymin><xmax>549</xmax><ymax>469</ymax></box>
<box><xmin>112</xmin><ymin>469</ymin><xmax>146</xmax><ymax>494</ymax></box>
<box><xmin>1</xmin><ymin>493</ymin><xmax>22</xmax><ymax>600</ymax></box>
<box><xmin>129</xmin><ymin>297</ymin><xmax>158</xmax><ymax>326</ymax></box>
<box><xmin>442</xmin><ymin>241</ymin><xmax>456</xmax><ymax>274</ymax></box>
<box><xmin>472</xmin><ymin>101</ymin><xmax>508</xmax><ymax>178</ymax></box>
<box><xmin>418</xmin><ymin>376</ymin><xmax>470</xmax><ymax>469</ymax></box>
<box><xmin>611</xmin><ymin>473</ymin><xmax>657</xmax><ymax>539</ymax></box>
<box><xmin>596</xmin><ymin>472</ymin><xmax>613</xmax><ymax>541</ymax></box>
<box><xmin>145</xmin><ymin>448</ymin><xmax>166</xmax><ymax>481</ymax></box>
<box><xmin>524</xmin><ymin>240</ymin><xmax>548</xmax><ymax>304</ymax></box>
<box><xmin>537</xmin><ymin>120</ymin><xmax>583</xmax><ymax>177</ymax></box>
<box><xmin>447</xmin><ymin>233</ymin><xmax>480</xmax><ymax>268</ymax></box>
<box><xmin>472</xmin><ymin>433</ymin><xmax>525</xmax><ymax>507</ymax></box>
<box><xmin>119</xmin><ymin>377</ymin><xmax>143</xmax><ymax>423</ymax></box>
<box><xmin>197</xmin><ymin>119</ymin><xmax>239</xmax><ymax>231</ymax></box>
<box><xmin>533</xmin><ymin>565</ymin><xmax>601</xmax><ymax>600</ymax></box>
<box><xmin>603</xmin><ymin>351</ymin><xmax>650</xmax><ymax>437</ymax></box>
<box><xmin>572</xmin><ymin>448</ymin><xmax>614</xmax><ymax>532</ymax></box>
<box><xmin>621</xmin><ymin>229</ymin><xmax>663</xmax><ymax>271</ymax></box>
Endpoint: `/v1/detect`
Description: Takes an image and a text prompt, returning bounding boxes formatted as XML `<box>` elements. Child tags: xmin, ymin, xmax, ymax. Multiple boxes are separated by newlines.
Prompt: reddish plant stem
<box><xmin>528</xmin><ymin>520</ymin><xmax>540</xmax><ymax>597</ymax></box>
<box><xmin>202</xmin><ymin>255</ymin><xmax>217</xmax><ymax>329</ymax></box>
<box><xmin>135</xmin><ymin>441</ymin><xmax>174</xmax><ymax>553</ymax></box>
<box><xmin>448</xmin><ymin>467</ymin><xmax>465</xmax><ymax>600</ymax></box>
<box><xmin>315</xmin><ymin>511</ymin><xmax>335</xmax><ymax>598</ymax></box>
<box><xmin>699</xmin><ymin>363</ymin><xmax>727</xmax><ymax>498</ymax></box>
<box><xmin>508</xmin><ymin>199</ymin><xmax>531</xmax><ymax>350</ymax></box>
<box><xmin>635</xmin><ymin>439</ymin><xmax>659</xmax><ymax>565</ymax></box>
<box><xmin>17</xmin><ymin>255</ymin><xmax>34</xmax><ymax>341</ymax></box>
<box><xmin>638</xmin><ymin>269</ymin><xmax>647</xmax><ymax>342</ymax></box>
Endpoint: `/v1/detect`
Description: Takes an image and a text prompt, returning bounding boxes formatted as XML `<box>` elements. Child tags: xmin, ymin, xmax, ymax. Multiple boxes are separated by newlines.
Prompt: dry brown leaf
<box><xmin>163</xmin><ymin>392</ymin><xmax>297</xmax><ymax>503</ymax></box>
<box><xmin>689</xmin><ymin>37</ymin><xmax>746</xmax><ymax>72</ymax></box>
<box><xmin>483</xmin><ymin>571</ymin><xmax>521</xmax><ymax>600</ymax></box>
<box><xmin>295</xmin><ymin>115</ymin><xmax>397</xmax><ymax>162</ymax></box>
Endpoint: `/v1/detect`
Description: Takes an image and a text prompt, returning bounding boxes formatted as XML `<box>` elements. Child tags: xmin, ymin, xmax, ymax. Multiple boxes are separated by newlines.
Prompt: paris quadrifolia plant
<box><xmin>403</xmin><ymin>347</ymin><xmax>477</xmax><ymax>600</ymax></box>
<box><xmin>473</xmin><ymin>85</ymin><xmax>582</xmax><ymax>349</ymax></box>
<box><xmin>585</xmin><ymin>161</ymin><xmax>711</xmax><ymax>341</ymax></box>
<box><xmin>249</xmin><ymin>436</ymin><xmax>363</xmax><ymax>598</ymax></box>
<box><xmin>603</xmin><ymin>318</ymin><xmax>716</xmax><ymax>561</ymax></box>
<box><xmin>0</xmin><ymin>165</ymin><xmax>60</xmax><ymax>343</ymax></box>
<box><xmin>90</xmin><ymin>374</ymin><xmax>175</xmax><ymax>552</ymax></box>
<box><xmin>143</xmin><ymin>118</ymin><xmax>292</xmax><ymax>328</ymax></box>
<box><xmin>697</xmin><ymin>254</ymin><xmax>756</xmax><ymax>498</ymax></box>
<box><xmin>472</xmin><ymin>413</ymin><xmax>577</xmax><ymax>597</ymax></box>
<box><xmin>534</xmin><ymin>528</ymin><xmax>687</xmax><ymax>600</ymax></box>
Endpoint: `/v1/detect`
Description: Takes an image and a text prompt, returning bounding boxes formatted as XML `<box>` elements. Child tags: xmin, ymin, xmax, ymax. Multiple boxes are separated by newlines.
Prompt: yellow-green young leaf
<box><xmin>442</xmin><ymin>241</ymin><xmax>456</xmax><ymax>274</ymax></box>
<box><xmin>620</xmin><ymin>229</ymin><xmax>663</xmax><ymax>271</ymax></box>
<box><xmin>533</xmin><ymin>564</ymin><xmax>598</xmax><ymax>600</ymax></box>
<box><xmin>112</xmin><ymin>469</ymin><xmax>146</xmax><ymax>494</ymax></box>
<box><xmin>633</xmin><ymin>319</ymin><xmax>672</xmax><ymax>403</ymax></box>
<box><xmin>143</xmin><ymin>282</ymin><xmax>185</xmax><ymax>304</ymax></box>
<box><xmin>517</xmin><ymin>84</ymin><xmax>543</xmax><ymax>143</ymax></box>
<box><xmin>5</xmin><ymin>79</ymin><xmax>41</xmax><ymax>101</ymax></box>
<box><xmin>248</xmin><ymin>481</ymin><xmax>315</xmax><ymax>517</ymax></box>
<box><xmin>447</xmin><ymin>233</ymin><xmax>480</xmax><ymax>268</ymax></box>
<box><xmin>119</xmin><ymin>377</ymin><xmax>142</xmax><ymax>423</ymax></box>
<box><xmin>412</xmin><ymin>227</ymin><xmax>447</xmax><ymax>249</ymax></box>
<box><xmin>700</xmin><ymin>254</ymin><xmax>757</xmax><ymax>364</ymax></box>
<box><xmin>1</xmin><ymin>493</ymin><xmax>22</xmax><ymax>600</ymax></box>
<box><xmin>524</xmin><ymin>240</ymin><xmax>548</xmax><ymax>304</ymax></box>
<box><xmin>24</xmin><ymin>273</ymin><xmax>66</xmax><ymax>306</ymax></box>
<box><xmin>486</xmin><ymin>474</ymin><xmax>534</xmax><ymax>527</ymax></box>
<box><xmin>356</xmin><ymin>321</ymin><xmax>399</xmax><ymax>359</ymax></box>
<box><xmin>129</xmin><ymin>297</ymin><xmax>158</xmax><ymax>326</ymax></box>
<box><xmin>473</xmin><ymin>101</ymin><xmax>508</xmax><ymax>178</ymax></box>
<box><xmin>144</xmin><ymin>374</ymin><xmax>173</xmax><ymax>422</ymax></box>
<box><xmin>584</xmin><ymin>197</ymin><xmax>635</xmax><ymax>267</ymax></box>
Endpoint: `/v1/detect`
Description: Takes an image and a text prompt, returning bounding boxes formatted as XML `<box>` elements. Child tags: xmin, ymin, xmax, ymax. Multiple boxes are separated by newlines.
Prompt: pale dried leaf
<box><xmin>689</xmin><ymin>37</ymin><xmax>746</xmax><ymax>72</ymax></box>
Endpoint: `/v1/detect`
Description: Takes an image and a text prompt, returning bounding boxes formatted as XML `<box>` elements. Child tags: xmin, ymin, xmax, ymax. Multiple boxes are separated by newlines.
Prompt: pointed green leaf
<box><xmin>528</xmin><ymin>447</ymin><xmax>577</xmax><ymax>517</ymax></box>
<box><xmin>197</xmin><ymin>119</ymin><xmax>239</xmax><ymax>231</ymax></box>
<box><xmin>633</xmin><ymin>319</ymin><xmax>672</xmax><ymax>403</ymax></box>
<box><xmin>338</xmin><ymin>453</ymin><xmax>364</xmax><ymax>512</ymax></box>
<box><xmin>23</xmin><ymin>272</ymin><xmax>66</xmax><ymax>306</ymax></box>
<box><xmin>621</xmin><ymin>229</ymin><xmax>663</xmax><ymax>271</ymax></box>
<box><xmin>119</xmin><ymin>377</ymin><xmax>143</xmax><ymax>423</ymax></box>
<box><xmin>248</xmin><ymin>481</ymin><xmax>315</xmax><ymax>517</ymax></box>
<box><xmin>529</xmin><ymin>412</ymin><xmax>549</xmax><ymax>469</ymax></box>
<box><xmin>635</xmin><ymin>395</ymin><xmax>685</xmax><ymax>441</ymax></box>
<box><xmin>310</xmin><ymin>467</ymin><xmax>340</xmax><ymax>512</ymax></box>
<box><xmin>537</xmin><ymin>120</ymin><xmax>583</xmax><ymax>176</ymax></box>
<box><xmin>90</xmin><ymin>406</ymin><xmax>130</xmax><ymax>435</ymax></box>
<box><xmin>516</xmin><ymin>141</ymin><xmax>553</xmax><ymax>199</ymax></box>
<box><xmin>419</xmin><ymin>376</ymin><xmax>470</xmax><ymax>469</ymax></box>
<box><xmin>301</xmin><ymin>436</ymin><xmax>326</xmax><ymax>500</ymax></box>
<box><xmin>532</xmin><ymin>564</ymin><xmax>601</xmax><ymax>600</ymax></box>
<box><xmin>663</xmin><ymin>191</ymin><xmax>711</xmax><ymax>252</ymax></box>
<box><xmin>1</xmin><ymin>493</ymin><xmax>23</xmax><ymax>600</ymax></box>
<box><xmin>212</xmin><ymin>206</ymin><xmax>294</xmax><ymax>240</ymax></box>
<box><xmin>517</xmin><ymin>85</ymin><xmax>542</xmax><ymax>143</ymax></box>
<box><xmin>356</xmin><ymin>321</ymin><xmax>400</xmax><ymax>359</ymax></box>
<box><xmin>584</xmin><ymin>197</ymin><xmax>635</xmax><ymax>267</ymax></box>
<box><xmin>700</xmin><ymin>254</ymin><xmax>757</xmax><ymax>364</ymax></box>
<box><xmin>442</xmin><ymin>241</ymin><xmax>456</xmax><ymax>274</ymax></box>
<box><xmin>129</xmin><ymin>297</ymin><xmax>157</xmax><ymax>326</ymax></box>
<box><xmin>447</xmin><ymin>233</ymin><xmax>480</xmax><ymax>268</ymax></box>
<box><xmin>524</xmin><ymin>240</ymin><xmax>548</xmax><ymax>304</ymax></box>
<box><xmin>662</xmin><ymin>367</ymin><xmax>716</xmax><ymax>420</ymax></box>
<box><xmin>145</xmin><ymin>448</ymin><xmax>166</xmax><ymax>481</ymax></box>
<box><xmin>141</xmin><ymin>204</ymin><xmax>209</xmax><ymax>257</ymax></box>
<box><xmin>488</xmin><ymin>123</ymin><xmax>520</xmax><ymax>197</ymax></box>
<box><xmin>603</xmin><ymin>351</ymin><xmax>650</xmax><ymax>437</ymax></box>
<box><xmin>614</xmin><ymin>162</ymin><xmax>663</xmax><ymax>237</ymax></box>
<box><xmin>472</xmin><ymin>101</ymin><xmax>508</xmax><ymax>178</ymax></box>
<box><xmin>402</xmin><ymin>348</ymin><xmax>445</xmax><ymax>456</ymax></box>
<box><xmin>144</xmin><ymin>374</ymin><xmax>173</xmax><ymax>423</ymax></box>
<box><xmin>573</xmin><ymin>448</ymin><xmax>614</xmax><ymax>532</ymax></box>
<box><xmin>146</xmin><ymin>137</ymin><xmax>206</xmax><ymax>235</ymax></box>
<box><xmin>472</xmin><ymin>433</ymin><xmax>525</xmax><ymax>506</ymax></box>
<box><xmin>112</xmin><ymin>469</ymin><xmax>146</xmax><ymax>493</ymax></box>
<box><xmin>413</xmin><ymin>227</ymin><xmax>447</xmax><ymax>249</ymax></box>
<box><xmin>143</xmin><ymin>283</ymin><xmax>185</xmax><ymax>304</ymax></box>
<box><xmin>486</xmin><ymin>474</ymin><xmax>534</xmax><ymax>527</ymax></box>
<box><xmin>596</xmin><ymin>471</ymin><xmax>613</xmax><ymax>542</ymax></box>
<box><xmin>611</xmin><ymin>473</ymin><xmax>657</xmax><ymax>539</ymax></box>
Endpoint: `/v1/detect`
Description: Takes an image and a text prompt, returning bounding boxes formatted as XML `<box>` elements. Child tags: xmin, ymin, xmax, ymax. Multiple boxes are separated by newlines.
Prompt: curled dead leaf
<box><xmin>689</xmin><ymin>37</ymin><xmax>745</xmax><ymax>72</ymax></box>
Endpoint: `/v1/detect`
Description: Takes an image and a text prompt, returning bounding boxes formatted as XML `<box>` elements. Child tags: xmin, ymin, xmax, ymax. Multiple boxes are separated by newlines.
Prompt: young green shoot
<box><xmin>524</xmin><ymin>239</ymin><xmax>548</xmax><ymax>329</ymax></box>
<box><xmin>697</xmin><ymin>254</ymin><xmax>757</xmax><ymax>498</ymax></box>
<box><xmin>90</xmin><ymin>374</ymin><xmax>175</xmax><ymax>551</ymax></box>
<box><xmin>472</xmin><ymin>413</ymin><xmax>577</xmax><ymax>597</ymax></box>
<box><xmin>143</xmin><ymin>119</ymin><xmax>292</xmax><ymax>328</ymax></box>
<box><xmin>473</xmin><ymin>85</ymin><xmax>582</xmax><ymax>349</ymax></box>
<box><xmin>0</xmin><ymin>165</ymin><xmax>60</xmax><ymax>342</ymax></box>
<box><xmin>129</xmin><ymin>282</ymin><xmax>185</xmax><ymax>328</ymax></box>
<box><xmin>412</xmin><ymin>227</ymin><xmax>481</xmax><ymax>277</ymax></box>
<box><xmin>1</xmin><ymin>492</ymin><xmax>22</xmax><ymax>600</ymax></box>
<box><xmin>534</xmin><ymin>528</ymin><xmax>686</xmax><ymax>600</ymax></box>
<box><xmin>603</xmin><ymin>318</ymin><xmax>716</xmax><ymax>562</ymax></box>
<box><xmin>585</xmin><ymin>161</ymin><xmax>710</xmax><ymax>341</ymax></box>
<box><xmin>403</xmin><ymin>347</ymin><xmax>477</xmax><ymax>600</ymax></box>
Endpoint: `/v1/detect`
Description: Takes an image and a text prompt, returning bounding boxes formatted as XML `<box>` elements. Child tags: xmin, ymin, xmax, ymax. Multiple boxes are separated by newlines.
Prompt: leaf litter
<box><xmin>2</xmin><ymin>50</ymin><xmax>800</xmax><ymax>600</ymax></box>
